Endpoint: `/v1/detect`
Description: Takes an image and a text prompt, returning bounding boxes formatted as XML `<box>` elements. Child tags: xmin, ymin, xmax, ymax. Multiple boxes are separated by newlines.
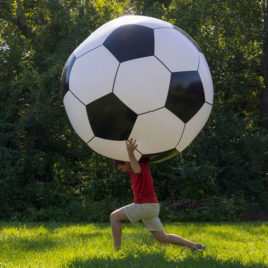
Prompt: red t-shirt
<box><xmin>128</xmin><ymin>162</ymin><xmax>158</xmax><ymax>204</ymax></box>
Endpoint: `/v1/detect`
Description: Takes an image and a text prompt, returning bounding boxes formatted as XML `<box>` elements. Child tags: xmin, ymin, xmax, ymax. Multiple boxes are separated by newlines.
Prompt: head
<box><xmin>113</xmin><ymin>160</ymin><xmax>131</xmax><ymax>173</ymax></box>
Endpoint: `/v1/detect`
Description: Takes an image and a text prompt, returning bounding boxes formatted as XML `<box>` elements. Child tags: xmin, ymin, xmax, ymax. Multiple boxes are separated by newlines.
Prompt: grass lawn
<box><xmin>0</xmin><ymin>221</ymin><xmax>267</xmax><ymax>267</ymax></box>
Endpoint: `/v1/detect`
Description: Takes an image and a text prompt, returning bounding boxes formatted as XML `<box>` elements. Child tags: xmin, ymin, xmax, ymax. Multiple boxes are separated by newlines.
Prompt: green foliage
<box><xmin>0</xmin><ymin>0</ymin><xmax>267</xmax><ymax>222</ymax></box>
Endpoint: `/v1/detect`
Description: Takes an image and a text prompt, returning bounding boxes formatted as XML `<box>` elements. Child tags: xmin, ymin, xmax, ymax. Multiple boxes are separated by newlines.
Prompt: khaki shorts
<box><xmin>122</xmin><ymin>203</ymin><xmax>163</xmax><ymax>232</ymax></box>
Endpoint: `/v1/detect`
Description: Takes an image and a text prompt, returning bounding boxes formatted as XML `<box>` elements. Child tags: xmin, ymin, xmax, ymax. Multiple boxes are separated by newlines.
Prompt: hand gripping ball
<box><xmin>61</xmin><ymin>15</ymin><xmax>213</xmax><ymax>163</ymax></box>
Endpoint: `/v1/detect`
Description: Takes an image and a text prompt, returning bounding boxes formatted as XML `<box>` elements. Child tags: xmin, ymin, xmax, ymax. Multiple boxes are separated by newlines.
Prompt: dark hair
<box><xmin>113</xmin><ymin>160</ymin><xmax>125</xmax><ymax>169</ymax></box>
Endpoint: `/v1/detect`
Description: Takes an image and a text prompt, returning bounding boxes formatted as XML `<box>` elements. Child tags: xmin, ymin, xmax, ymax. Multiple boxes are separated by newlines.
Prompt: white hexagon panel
<box><xmin>129</xmin><ymin>108</ymin><xmax>185</xmax><ymax>154</ymax></box>
<box><xmin>111</xmin><ymin>14</ymin><xmax>172</xmax><ymax>29</ymax></box>
<box><xmin>176</xmin><ymin>103</ymin><xmax>212</xmax><ymax>152</ymax></box>
<box><xmin>198</xmin><ymin>53</ymin><xmax>214</xmax><ymax>105</ymax></box>
<box><xmin>114</xmin><ymin>56</ymin><xmax>171</xmax><ymax>114</ymax></box>
<box><xmin>89</xmin><ymin>137</ymin><xmax>142</xmax><ymax>162</ymax></box>
<box><xmin>154</xmin><ymin>27</ymin><xmax>199</xmax><ymax>72</ymax></box>
<box><xmin>63</xmin><ymin>91</ymin><xmax>94</xmax><ymax>143</ymax></box>
<box><xmin>69</xmin><ymin>46</ymin><xmax>119</xmax><ymax>105</ymax></box>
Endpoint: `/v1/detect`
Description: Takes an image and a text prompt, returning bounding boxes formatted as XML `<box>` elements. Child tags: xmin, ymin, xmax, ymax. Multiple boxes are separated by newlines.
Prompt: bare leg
<box><xmin>151</xmin><ymin>230</ymin><xmax>197</xmax><ymax>249</ymax></box>
<box><xmin>110</xmin><ymin>208</ymin><xmax>128</xmax><ymax>250</ymax></box>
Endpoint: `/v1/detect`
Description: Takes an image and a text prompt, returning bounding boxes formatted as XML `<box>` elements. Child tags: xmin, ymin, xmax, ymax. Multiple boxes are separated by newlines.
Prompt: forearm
<box><xmin>127</xmin><ymin>151</ymin><xmax>141</xmax><ymax>174</ymax></box>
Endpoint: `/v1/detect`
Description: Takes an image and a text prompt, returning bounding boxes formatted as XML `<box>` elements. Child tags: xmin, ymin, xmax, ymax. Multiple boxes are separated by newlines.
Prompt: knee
<box><xmin>110</xmin><ymin>211</ymin><xmax>116</xmax><ymax>222</ymax></box>
<box><xmin>110</xmin><ymin>208</ymin><xmax>127</xmax><ymax>223</ymax></box>
<box><xmin>110</xmin><ymin>210</ymin><xmax>120</xmax><ymax>222</ymax></box>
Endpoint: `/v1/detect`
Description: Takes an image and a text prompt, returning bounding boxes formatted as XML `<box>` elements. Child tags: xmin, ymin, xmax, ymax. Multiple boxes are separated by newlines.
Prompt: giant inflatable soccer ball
<box><xmin>62</xmin><ymin>15</ymin><xmax>213</xmax><ymax>163</ymax></box>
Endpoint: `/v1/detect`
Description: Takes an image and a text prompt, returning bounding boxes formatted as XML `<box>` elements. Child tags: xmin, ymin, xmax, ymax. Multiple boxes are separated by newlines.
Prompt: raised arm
<box><xmin>126</xmin><ymin>138</ymin><xmax>141</xmax><ymax>174</ymax></box>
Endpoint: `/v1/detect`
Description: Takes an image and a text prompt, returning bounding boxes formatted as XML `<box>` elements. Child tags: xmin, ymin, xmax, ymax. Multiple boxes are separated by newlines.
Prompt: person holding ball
<box><xmin>111</xmin><ymin>138</ymin><xmax>206</xmax><ymax>251</ymax></box>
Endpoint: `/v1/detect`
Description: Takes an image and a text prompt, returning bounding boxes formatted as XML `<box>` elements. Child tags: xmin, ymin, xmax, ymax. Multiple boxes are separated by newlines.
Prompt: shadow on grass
<box><xmin>0</xmin><ymin>229</ymin><xmax>102</xmax><ymax>253</ymax></box>
<box><xmin>67</xmin><ymin>254</ymin><xmax>265</xmax><ymax>268</ymax></box>
<box><xmin>2</xmin><ymin>233</ymin><xmax>105</xmax><ymax>252</ymax></box>
<box><xmin>1</xmin><ymin>236</ymin><xmax>59</xmax><ymax>252</ymax></box>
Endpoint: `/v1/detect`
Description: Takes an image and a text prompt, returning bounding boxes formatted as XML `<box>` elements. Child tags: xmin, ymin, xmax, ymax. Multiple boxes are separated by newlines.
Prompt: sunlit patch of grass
<box><xmin>0</xmin><ymin>222</ymin><xmax>267</xmax><ymax>267</ymax></box>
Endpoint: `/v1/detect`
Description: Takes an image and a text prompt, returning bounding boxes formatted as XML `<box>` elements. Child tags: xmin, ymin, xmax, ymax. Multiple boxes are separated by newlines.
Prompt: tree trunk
<box><xmin>262</xmin><ymin>1</ymin><xmax>268</xmax><ymax>128</ymax></box>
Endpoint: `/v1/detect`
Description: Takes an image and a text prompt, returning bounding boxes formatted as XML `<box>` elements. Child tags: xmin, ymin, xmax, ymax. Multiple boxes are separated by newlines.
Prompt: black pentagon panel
<box><xmin>86</xmin><ymin>93</ymin><xmax>137</xmax><ymax>140</ymax></box>
<box><xmin>61</xmin><ymin>54</ymin><xmax>76</xmax><ymax>96</ymax></box>
<box><xmin>141</xmin><ymin>149</ymin><xmax>179</xmax><ymax>164</ymax></box>
<box><xmin>173</xmin><ymin>26</ymin><xmax>202</xmax><ymax>52</ymax></box>
<box><xmin>166</xmin><ymin>71</ymin><xmax>205</xmax><ymax>123</ymax></box>
<box><xmin>103</xmin><ymin>24</ymin><xmax>154</xmax><ymax>62</ymax></box>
